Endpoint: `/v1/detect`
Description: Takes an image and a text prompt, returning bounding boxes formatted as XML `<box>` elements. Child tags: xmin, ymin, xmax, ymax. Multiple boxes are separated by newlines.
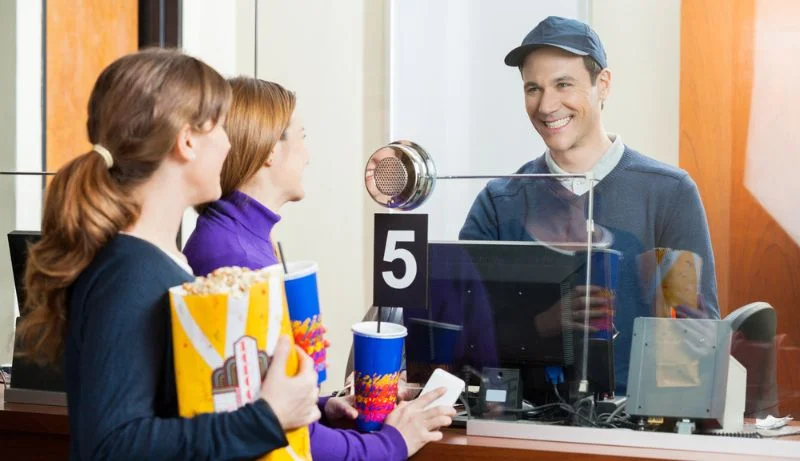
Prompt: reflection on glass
<box><xmin>745</xmin><ymin>0</ymin><xmax>800</xmax><ymax>246</ymax></box>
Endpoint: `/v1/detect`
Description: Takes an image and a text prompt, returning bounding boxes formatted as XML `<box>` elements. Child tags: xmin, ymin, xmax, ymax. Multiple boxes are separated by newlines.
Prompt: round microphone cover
<box><xmin>364</xmin><ymin>140</ymin><xmax>436</xmax><ymax>210</ymax></box>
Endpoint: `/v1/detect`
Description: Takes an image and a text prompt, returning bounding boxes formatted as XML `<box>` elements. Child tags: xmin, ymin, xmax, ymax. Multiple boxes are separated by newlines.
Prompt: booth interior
<box><xmin>388</xmin><ymin>175</ymin><xmax>800</xmax><ymax>437</ymax></box>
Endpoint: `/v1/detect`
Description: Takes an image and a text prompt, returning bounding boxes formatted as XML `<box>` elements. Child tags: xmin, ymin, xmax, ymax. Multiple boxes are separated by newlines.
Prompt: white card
<box><xmin>419</xmin><ymin>368</ymin><xmax>466</xmax><ymax>410</ymax></box>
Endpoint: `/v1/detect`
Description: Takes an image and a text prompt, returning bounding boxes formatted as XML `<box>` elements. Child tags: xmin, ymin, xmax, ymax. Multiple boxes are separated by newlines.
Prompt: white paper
<box><xmin>755</xmin><ymin>415</ymin><xmax>793</xmax><ymax>430</ymax></box>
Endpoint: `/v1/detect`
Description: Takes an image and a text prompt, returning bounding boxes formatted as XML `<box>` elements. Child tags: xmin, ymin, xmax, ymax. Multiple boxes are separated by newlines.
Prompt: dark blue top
<box><xmin>65</xmin><ymin>234</ymin><xmax>288</xmax><ymax>460</ymax></box>
<box><xmin>459</xmin><ymin>147</ymin><xmax>720</xmax><ymax>392</ymax></box>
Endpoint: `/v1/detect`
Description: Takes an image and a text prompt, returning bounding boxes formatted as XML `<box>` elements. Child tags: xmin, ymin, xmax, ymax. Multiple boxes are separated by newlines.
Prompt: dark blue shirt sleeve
<box><xmin>75</xmin><ymin>266</ymin><xmax>288</xmax><ymax>460</ymax></box>
<box><xmin>459</xmin><ymin>188</ymin><xmax>499</xmax><ymax>240</ymax></box>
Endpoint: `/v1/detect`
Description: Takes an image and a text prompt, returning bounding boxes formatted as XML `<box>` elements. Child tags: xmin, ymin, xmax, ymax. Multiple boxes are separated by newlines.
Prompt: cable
<box><xmin>518</xmin><ymin>401</ymin><xmax>601</xmax><ymax>427</ymax></box>
<box><xmin>458</xmin><ymin>393</ymin><xmax>472</xmax><ymax>420</ymax></box>
<box><xmin>515</xmin><ymin>394</ymin><xmax>638</xmax><ymax>429</ymax></box>
<box><xmin>552</xmin><ymin>383</ymin><xmax>566</xmax><ymax>404</ymax></box>
<box><xmin>605</xmin><ymin>399</ymin><xmax>627</xmax><ymax>422</ymax></box>
<box><xmin>0</xmin><ymin>367</ymin><xmax>9</xmax><ymax>389</ymax></box>
<box><xmin>463</xmin><ymin>364</ymin><xmax>634</xmax><ymax>429</ymax></box>
<box><xmin>559</xmin><ymin>402</ymin><xmax>600</xmax><ymax>427</ymax></box>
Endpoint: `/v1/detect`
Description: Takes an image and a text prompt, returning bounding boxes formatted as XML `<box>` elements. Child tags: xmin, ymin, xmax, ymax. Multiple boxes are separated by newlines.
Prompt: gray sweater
<box><xmin>459</xmin><ymin>146</ymin><xmax>720</xmax><ymax>392</ymax></box>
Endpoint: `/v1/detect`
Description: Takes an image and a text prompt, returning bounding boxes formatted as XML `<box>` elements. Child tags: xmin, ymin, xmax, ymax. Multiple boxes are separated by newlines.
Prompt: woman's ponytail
<box><xmin>18</xmin><ymin>150</ymin><xmax>137</xmax><ymax>365</ymax></box>
<box><xmin>15</xmin><ymin>48</ymin><xmax>231</xmax><ymax>365</ymax></box>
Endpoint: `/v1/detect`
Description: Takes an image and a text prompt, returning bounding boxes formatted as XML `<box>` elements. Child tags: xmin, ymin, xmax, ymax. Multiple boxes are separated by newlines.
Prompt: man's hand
<box><xmin>535</xmin><ymin>285</ymin><xmax>613</xmax><ymax>338</ymax></box>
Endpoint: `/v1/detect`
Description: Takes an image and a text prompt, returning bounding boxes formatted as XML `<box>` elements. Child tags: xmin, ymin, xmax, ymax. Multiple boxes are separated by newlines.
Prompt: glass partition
<box><xmin>394</xmin><ymin>173</ymin><xmax>799</xmax><ymax>437</ymax></box>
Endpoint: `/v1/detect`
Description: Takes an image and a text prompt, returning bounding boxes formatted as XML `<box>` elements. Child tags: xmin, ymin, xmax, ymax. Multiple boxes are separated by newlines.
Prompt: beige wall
<box><xmin>181</xmin><ymin>0</ymin><xmax>242</xmax><ymax>245</ymax></box>
<box><xmin>0</xmin><ymin>0</ymin><xmax>17</xmax><ymax>363</ymax></box>
<box><xmin>2</xmin><ymin>0</ymin><xmax>44</xmax><ymax>364</ymax></box>
<box><xmin>590</xmin><ymin>0</ymin><xmax>681</xmax><ymax>166</ymax></box>
<box><xmin>250</xmin><ymin>0</ymin><xmax>387</xmax><ymax>392</ymax></box>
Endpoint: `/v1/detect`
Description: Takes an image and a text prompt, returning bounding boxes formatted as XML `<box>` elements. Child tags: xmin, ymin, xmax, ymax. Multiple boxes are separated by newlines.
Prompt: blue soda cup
<box><xmin>352</xmin><ymin>321</ymin><xmax>407</xmax><ymax>432</ymax></box>
<box><xmin>284</xmin><ymin>261</ymin><xmax>327</xmax><ymax>385</ymax></box>
<box><xmin>576</xmin><ymin>249</ymin><xmax>621</xmax><ymax>340</ymax></box>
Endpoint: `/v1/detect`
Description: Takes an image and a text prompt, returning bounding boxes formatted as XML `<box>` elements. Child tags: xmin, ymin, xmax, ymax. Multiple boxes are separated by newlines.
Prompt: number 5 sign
<box><xmin>373</xmin><ymin>213</ymin><xmax>428</xmax><ymax>310</ymax></box>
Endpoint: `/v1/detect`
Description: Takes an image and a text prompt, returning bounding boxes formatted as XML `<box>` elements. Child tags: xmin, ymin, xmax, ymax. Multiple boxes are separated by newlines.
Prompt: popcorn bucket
<box><xmin>169</xmin><ymin>265</ymin><xmax>312</xmax><ymax>461</ymax></box>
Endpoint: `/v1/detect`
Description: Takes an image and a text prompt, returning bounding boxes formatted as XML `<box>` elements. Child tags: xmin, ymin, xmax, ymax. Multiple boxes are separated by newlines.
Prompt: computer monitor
<box><xmin>9</xmin><ymin>231</ymin><xmax>40</xmax><ymax>314</ymax></box>
<box><xmin>404</xmin><ymin>240</ymin><xmax>616</xmax><ymax>406</ymax></box>
<box><xmin>7</xmin><ymin>230</ymin><xmax>66</xmax><ymax>396</ymax></box>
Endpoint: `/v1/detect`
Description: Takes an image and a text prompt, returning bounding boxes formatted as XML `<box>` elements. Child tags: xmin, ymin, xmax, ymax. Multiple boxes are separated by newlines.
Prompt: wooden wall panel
<box><xmin>681</xmin><ymin>0</ymin><xmax>800</xmax><ymax>416</ymax></box>
<box><xmin>728</xmin><ymin>0</ymin><xmax>800</xmax><ymax>415</ymax></box>
<box><xmin>46</xmin><ymin>0</ymin><xmax>138</xmax><ymax>172</ymax></box>
<box><xmin>679</xmin><ymin>1</ymin><xmax>734</xmax><ymax>313</ymax></box>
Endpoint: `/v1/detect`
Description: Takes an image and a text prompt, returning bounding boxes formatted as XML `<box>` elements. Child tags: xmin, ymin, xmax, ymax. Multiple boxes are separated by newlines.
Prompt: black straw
<box><xmin>276</xmin><ymin>241</ymin><xmax>289</xmax><ymax>274</ymax></box>
<box><xmin>377</xmin><ymin>306</ymin><xmax>383</xmax><ymax>333</ymax></box>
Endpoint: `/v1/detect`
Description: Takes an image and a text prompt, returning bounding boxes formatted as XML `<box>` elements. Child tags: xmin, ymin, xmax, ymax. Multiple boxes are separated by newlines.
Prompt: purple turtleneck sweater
<box><xmin>183</xmin><ymin>190</ymin><xmax>408</xmax><ymax>461</ymax></box>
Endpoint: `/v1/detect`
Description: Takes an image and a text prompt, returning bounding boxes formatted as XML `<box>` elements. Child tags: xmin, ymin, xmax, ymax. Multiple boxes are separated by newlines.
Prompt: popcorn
<box><xmin>169</xmin><ymin>264</ymin><xmax>312</xmax><ymax>460</ymax></box>
<box><xmin>181</xmin><ymin>266</ymin><xmax>275</xmax><ymax>297</ymax></box>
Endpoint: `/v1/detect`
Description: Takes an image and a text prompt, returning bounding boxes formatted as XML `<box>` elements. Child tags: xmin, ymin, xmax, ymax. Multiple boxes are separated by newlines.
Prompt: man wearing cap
<box><xmin>459</xmin><ymin>16</ymin><xmax>719</xmax><ymax>393</ymax></box>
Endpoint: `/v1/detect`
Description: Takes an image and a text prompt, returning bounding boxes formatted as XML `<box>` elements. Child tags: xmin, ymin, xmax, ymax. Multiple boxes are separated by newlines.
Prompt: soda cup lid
<box><xmin>352</xmin><ymin>321</ymin><xmax>407</xmax><ymax>339</ymax></box>
<box><xmin>283</xmin><ymin>261</ymin><xmax>319</xmax><ymax>281</ymax></box>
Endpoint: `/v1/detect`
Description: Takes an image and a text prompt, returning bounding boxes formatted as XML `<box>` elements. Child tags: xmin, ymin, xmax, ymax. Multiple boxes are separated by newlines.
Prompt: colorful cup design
<box><xmin>284</xmin><ymin>261</ymin><xmax>327</xmax><ymax>385</ymax></box>
<box><xmin>352</xmin><ymin>321</ymin><xmax>407</xmax><ymax>432</ymax></box>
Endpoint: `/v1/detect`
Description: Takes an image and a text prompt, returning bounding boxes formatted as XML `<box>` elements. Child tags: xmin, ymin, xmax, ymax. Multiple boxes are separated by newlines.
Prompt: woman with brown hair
<box><xmin>16</xmin><ymin>49</ymin><xmax>320</xmax><ymax>460</ymax></box>
<box><xmin>183</xmin><ymin>77</ymin><xmax>455</xmax><ymax>461</ymax></box>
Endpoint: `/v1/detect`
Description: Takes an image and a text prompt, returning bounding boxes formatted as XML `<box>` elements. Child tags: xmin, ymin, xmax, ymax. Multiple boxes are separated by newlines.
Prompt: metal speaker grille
<box><xmin>374</xmin><ymin>157</ymin><xmax>408</xmax><ymax>196</ymax></box>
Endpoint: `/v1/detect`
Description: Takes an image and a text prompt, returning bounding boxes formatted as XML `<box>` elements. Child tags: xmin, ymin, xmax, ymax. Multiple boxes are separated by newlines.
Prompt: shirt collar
<box><xmin>163</xmin><ymin>249</ymin><xmax>194</xmax><ymax>274</ymax></box>
<box><xmin>545</xmin><ymin>133</ymin><xmax>624</xmax><ymax>181</ymax></box>
<box><xmin>119</xmin><ymin>232</ymin><xmax>195</xmax><ymax>274</ymax></box>
<box><xmin>209</xmin><ymin>190</ymin><xmax>281</xmax><ymax>243</ymax></box>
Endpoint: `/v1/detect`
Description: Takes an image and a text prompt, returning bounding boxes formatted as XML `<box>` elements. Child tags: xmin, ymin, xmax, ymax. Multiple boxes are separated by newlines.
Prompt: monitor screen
<box><xmin>7</xmin><ymin>230</ymin><xmax>65</xmax><ymax>393</ymax></box>
<box><xmin>405</xmin><ymin>240</ymin><xmax>616</xmax><ymax>403</ymax></box>
<box><xmin>9</xmin><ymin>231</ymin><xmax>40</xmax><ymax>312</ymax></box>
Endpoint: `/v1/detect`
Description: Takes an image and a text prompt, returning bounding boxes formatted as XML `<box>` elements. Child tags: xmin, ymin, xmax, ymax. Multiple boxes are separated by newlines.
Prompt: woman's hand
<box><xmin>384</xmin><ymin>387</ymin><xmax>457</xmax><ymax>457</ymax></box>
<box><xmin>260</xmin><ymin>335</ymin><xmax>321</xmax><ymax>431</ymax></box>
<box><xmin>324</xmin><ymin>394</ymin><xmax>358</xmax><ymax>421</ymax></box>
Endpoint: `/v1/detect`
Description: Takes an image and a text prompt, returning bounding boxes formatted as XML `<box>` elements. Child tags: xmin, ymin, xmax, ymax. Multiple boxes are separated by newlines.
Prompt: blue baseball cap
<box><xmin>504</xmin><ymin>16</ymin><xmax>607</xmax><ymax>69</ymax></box>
